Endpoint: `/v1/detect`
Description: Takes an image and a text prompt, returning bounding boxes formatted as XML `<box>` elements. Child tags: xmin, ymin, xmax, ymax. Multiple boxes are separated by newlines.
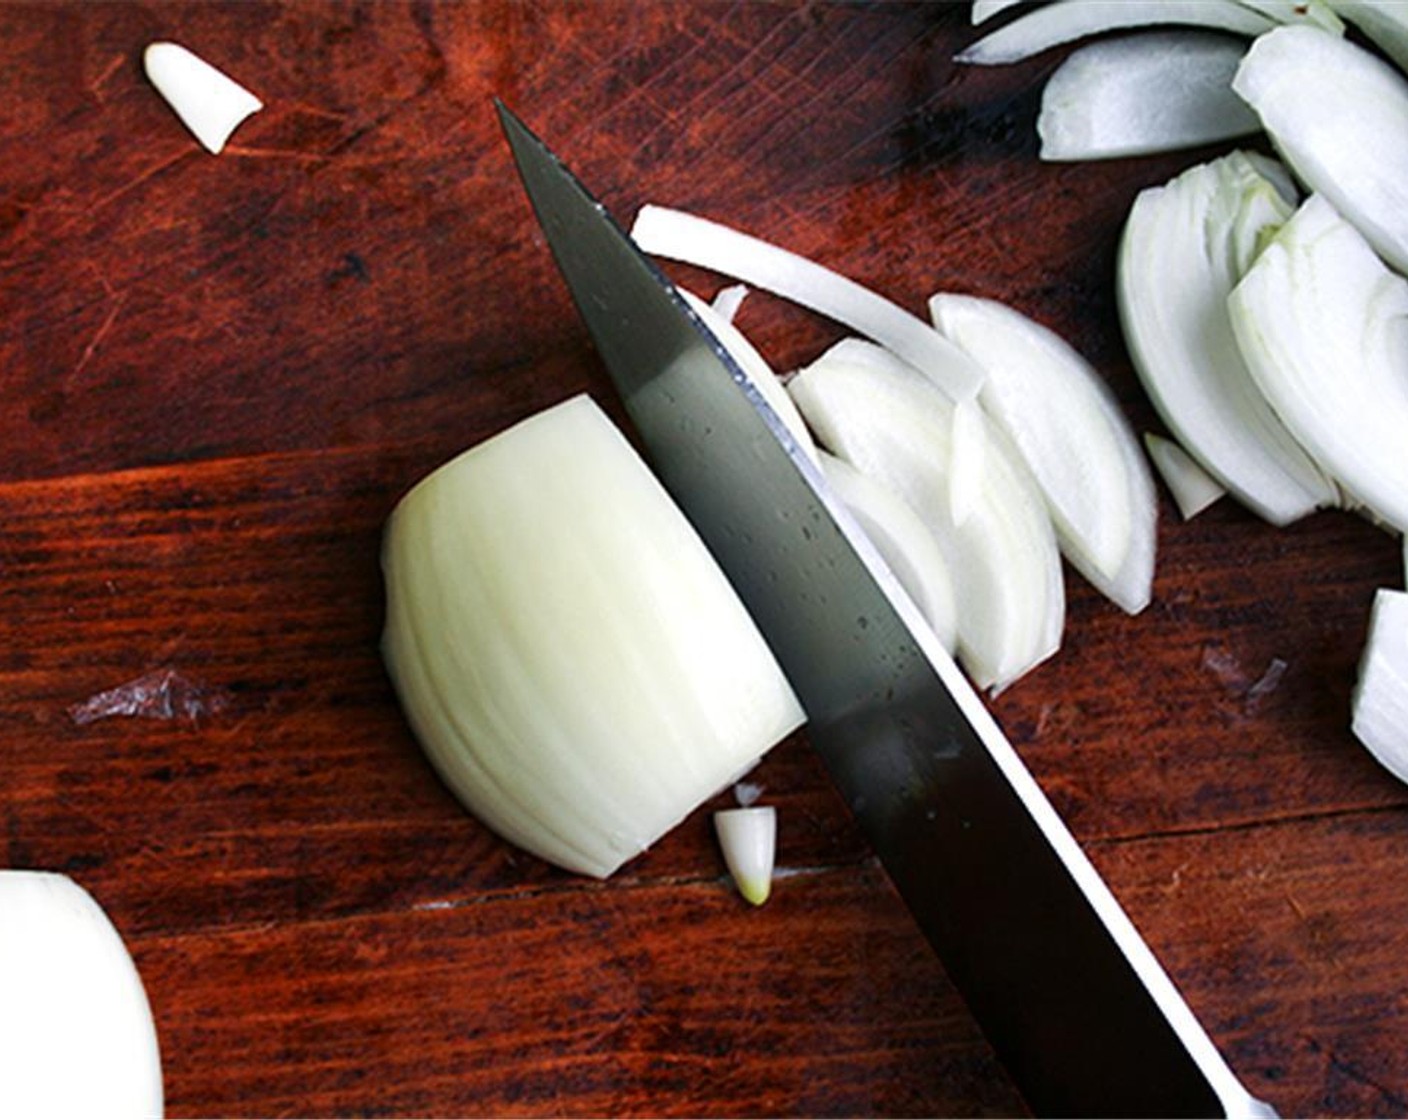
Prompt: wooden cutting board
<box><xmin>1</xmin><ymin>3</ymin><xmax>1404</xmax><ymax>1115</ymax></box>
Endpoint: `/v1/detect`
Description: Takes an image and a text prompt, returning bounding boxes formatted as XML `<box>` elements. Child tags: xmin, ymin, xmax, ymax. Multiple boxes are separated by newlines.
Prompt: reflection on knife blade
<box><xmin>497</xmin><ymin>100</ymin><xmax>1278</xmax><ymax>1120</ymax></box>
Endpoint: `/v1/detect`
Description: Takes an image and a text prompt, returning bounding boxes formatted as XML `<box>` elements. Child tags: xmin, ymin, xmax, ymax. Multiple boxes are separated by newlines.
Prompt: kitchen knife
<box><xmin>497</xmin><ymin>101</ymin><xmax>1276</xmax><ymax>1120</ymax></box>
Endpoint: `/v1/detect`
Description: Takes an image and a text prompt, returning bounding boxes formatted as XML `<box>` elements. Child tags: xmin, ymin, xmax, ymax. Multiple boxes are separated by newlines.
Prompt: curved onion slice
<box><xmin>1118</xmin><ymin>151</ymin><xmax>1337</xmax><ymax>525</ymax></box>
<box><xmin>630</xmin><ymin>204</ymin><xmax>984</xmax><ymax>404</ymax></box>
<box><xmin>714</xmin><ymin>806</ymin><xmax>777</xmax><ymax>906</ymax></box>
<box><xmin>1229</xmin><ymin>193</ymin><xmax>1408</xmax><ymax>534</ymax></box>
<box><xmin>956</xmin><ymin>0</ymin><xmax>1274</xmax><ymax>65</ymax></box>
<box><xmin>1328</xmin><ymin>0</ymin><xmax>1408</xmax><ymax>73</ymax></box>
<box><xmin>1144</xmin><ymin>433</ymin><xmax>1227</xmax><ymax>520</ymax></box>
<box><xmin>679</xmin><ymin>288</ymin><xmax>819</xmax><ymax>466</ymax></box>
<box><xmin>972</xmin><ymin>0</ymin><xmax>1024</xmax><ymax>24</ymax></box>
<box><xmin>1238</xmin><ymin>0</ymin><xmax>1344</xmax><ymax>33</ymax></box>
<box><xmin>1233</xmin><ymin>24</ymin><xmax>1408</xmax><ymax>275</ymax></box>
<box><xmin>0</xmin><ymin>871</ymin><xmax>163</xmax><ymax>1119</ymax></box>
<box><xmin>143</xmin><ymin>42</ymin><xmax>262</xmax><ymax>154</ymax></box>
<box><xmin>817</xmin><ymin>449</ymin><xmax>960</xmax><ymax>652</ymax></box>
<box><xmin>1350</xmin><ymin>589</ymin><xmax>1408</xmax><ymax>784</ymax></box>
<box><xmin>930</xmin><ymin>293</ymin><xmax>1156</xmax><ymax>614</ymax></box>
<box><xmin>381</xmin><ymin>395</ymin><xmax>805</xmax><ymax>878</ymax></box>
<box><xmin>1038</xmin><ymin>31</ymin><xmax>1260</xmax><ymax>161</ymax></box>
<box><xmin>788</xmin><ymin>339</ymin><xmax>1064</xmax><ymax>692</ymax></box>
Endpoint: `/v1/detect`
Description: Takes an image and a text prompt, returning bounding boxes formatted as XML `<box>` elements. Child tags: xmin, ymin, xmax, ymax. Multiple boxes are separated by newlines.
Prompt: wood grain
<box><xmin>1</xmin><ymin>2</ymin><xmax>1406</xmax><ymax>1116</ymax></box>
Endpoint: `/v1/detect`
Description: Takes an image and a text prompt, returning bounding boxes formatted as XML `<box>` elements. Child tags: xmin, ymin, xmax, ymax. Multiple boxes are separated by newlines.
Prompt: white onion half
<box><xmin>930</xmin><ymin>292</ymin><xmax>1157</xmax><ymax>615</ymax></box>
<box><xmin>816</xmin><ymin>449</ymin><xmax>960</xmax><ymax>653</ymax></box>
<box><xmin>788</xmin><ymin>339</ymin><xmax>1064</xmax><ymax>692</ymax></box>
<box><xmin>1233</xmin><ymin>24</ymin><xmax>1408</xmax><ymax>275</ymax></box>
<box><xmin>1118</xmin><ymin>150</ymin><xmax>1338</xmax><ymax>526</ymax></box>
<box><xmin>0</xmin><ymin>871</ymin><xmax>163</xmax><ymax>1119</ymax></box>
<box><xmin>1229</xmin><ymin>193</ymin><xmax>1408</xmax><ymax>534</ymax></box>
<box><xmin>1038</xmin><ymin>31</ymin><xmax>1260</xmax><ymax>161</ymax></box>
<box><xmin>1351</xmin><ymin>589</ymin><xmax>1408</xmax><ymax>784</ymax></box>
<box><xmin>381</xmin><ymin>395</ymin><xmax>805</xmax><ymax>878</ymax></box>
<box><xmin>956</xmin><ymin>0</ymin><xmax>1274</xmax><ymax>65</ymax></box>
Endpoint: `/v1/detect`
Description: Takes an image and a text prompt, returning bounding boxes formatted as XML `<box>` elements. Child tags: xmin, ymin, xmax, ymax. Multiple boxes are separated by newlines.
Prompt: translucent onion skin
<box><xmin>382</xmin><ymin>395</ymin><xmax>805</xmax><ymax>878</ymax></box>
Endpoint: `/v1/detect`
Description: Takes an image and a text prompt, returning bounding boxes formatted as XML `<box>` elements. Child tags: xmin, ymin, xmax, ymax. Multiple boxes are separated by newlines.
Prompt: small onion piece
<box><xmin>788</xmin><ymin>339</ymin><xmax>1064</xmax><ymax>692</ymax></box>
<box><xmin>0</xmin><ymin>871</ymin><xmax>164</xmax><ymax>1119</ymax></box>
<box><xmin>955</xmin><ymin>0</ymin><xmax>1274</xmax><ymax>65</ymax></box>
<box><xmin>1229</xmin><ymin>193</ymin><xmax>1408</xmax><ymax>534</ymax></box>
<box><xmin>1117</xmin><ymin>150</ymin><xmax>1337</xmax><ymax>526</ymax></box>
<box><xmin>972</xmin><ymin>0</ymin><xmax>1025</xmax><ymax>24</ymax></box>
<box><xmin>1350</xmin><ymin>589</ymin><xmax>1408</xmax><ymax>784</ymax></box>
<box><xmin>816</xmin><ymin>449</ymin><xmax>960</xmax><ymax>653</ymax></box>
<box><xmin>930</xmin><ymin>293</ymin><xmax>1157</xmax><ymax>615</ymax></box>
<box><xmin>1233</xmin><ymin>24</ymin><xmax>1408</xmax><ymax>275</ymax></box>
<box><xmin>381</xmin><ymin>395</ymin><xmax>805</xmax><ymax>878</ymax></box>
<box><xmin>630</xmin><ymin>205</ymin><xmax>985</xmax><ymax>404</ymax></box>
<box><xmin>1144</xmin><ymin>433</ymin><xmax>1228</xmax><ymax>520</ymax></box>
<box><xmin>143</xmin><ymin>42</ymin><xmax>262</xmax><ymax>154</ymax></box>
<box><xmin>714</xmin><ymin>806</ymin><xmax>777</xmax><ymax>906</ymax></box>
<box><xmin>1238</xmin><ymin>0</ymin><xmax>1345</xmax><ymax>33</ymax></box>
<box><xmin>1038</xmin><ymin>31</ymin><xmax>1261</xmax><ymax>161</ymax></box>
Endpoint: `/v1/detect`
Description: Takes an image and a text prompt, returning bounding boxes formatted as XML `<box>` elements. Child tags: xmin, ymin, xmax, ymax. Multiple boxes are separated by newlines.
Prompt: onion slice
<box><xmin>816</xmin><ymin>449</ymin><xmax>960</xmax><ymax>653</ymax></box>
<box><xmin>381</xmin><ymin>395</ymin><xmax>805</xmax><ymax>878</ymax></box>
<box><xmin>1117</xmin><ymin>150</ymin><xmax>1337</xmax><ymax>526</ymax></box>
<box><xmin>0</xmin><ymin>871</ymin><xmax>163</xmax><ymax>1119</ymax></box>
<box><xmin>1229</xmin><ymin>193</ymin><xmax>1408</xmax><ymax>534</ymax></box>
<box><xmin>956</xmin><ymin>1</ymin><xmax>1274</xmax><ymax>65</ymax></box>
<box><xmin>1144</xmin><ymin>433</ymin><xmax>1227</xmax><ymax>520</ymax></box>
<box><xmin>1327</xmin><ymin>1</ymin><xmax>1408</xmax><ymax>73</ymax></box>
<box><xmin>143</xmin><ymin>42</ymin><xmax>262</xmax><ymax>154</ymax></box>
<box><xmin>972</xmin><ymin>0</ymin><xmax>1025</xmax><ymax>24</ymax></box>
<box><xmin>1233</xmin><ymin>24</ymin><xmax>1408</xmax><ymax>275</ymax></box>
<box><xmin>788</xmin><ymin>339</ymin><xmax>1064</xmax><ymax>692</ymax></box>
<box><xmin>630</xmin><ymin>205</ymin><xmax>984</xmax><ymax>404</ymax></box>
<box><xmin>1350</xmin><ymin>589</ymin><xmax>1408</xmax><ymax>784</ymax></box>
<box><xmin>930</xmin><ymin>293</ymin><xmax>1156</xmax><ymax>614</ymax></box>
<box><xmin>1038</xmin><ymin>31</ymin><xmax>1260</xmax><ymax>161</ymax></box>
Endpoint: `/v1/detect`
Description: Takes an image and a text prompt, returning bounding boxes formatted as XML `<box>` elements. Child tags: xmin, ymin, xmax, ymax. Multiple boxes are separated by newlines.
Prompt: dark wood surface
<box><xmin>2</xmin><ymin>3</ymin><xmax>1405</xmax><ymax>1116</ymax></box>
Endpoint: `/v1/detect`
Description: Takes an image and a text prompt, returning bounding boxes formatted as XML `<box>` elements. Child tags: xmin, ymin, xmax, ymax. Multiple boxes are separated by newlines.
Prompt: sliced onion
<box><xmin>1238</xmin><ymin>0</ymin><xmax>1344</xmax><ymax>33</ymax></box>
<box><xmin>816</xmin><ymin>449</ymin><xmax>959</xmax><ymax>653</ymax></box>
<box><xmin>1117</xmin><ymin>150</ymin><xmax>1338</xmax><ymax>526</ymax></box>
<box><xmin>972</xmin><ymin>0</ymin><xmax>1025</xmax><ymax>24</ymax></box>
<box><xmin>1327</xmin><ymin>0</ymin><xmax>1408</xmax><ymax>73</ymax></box>
<box><xmin>788</xmin><ymin>339</ymin><xmax>1064</xmax><ymax>693</ymax></box>
<box><xmin>710</xmin><ymin>283</ymin><xmax>750</xmax><ymax>324</ymax></box>
<box><xmin>956</xmin><ymin>0</ymin><xmax>1274</xmax><ymax>65</ymax></box>
<box><xmin>143</xmin><ymin>42</ymin><xmax>262</xmax><ymax>154</ymax></box>
<box><xmin>1233</xmin><ymin>24</ymin><xmax>1408</xmax><ymax>275</ymax></box>
<box><xmin>1038</xmin><ymin>31</ymin><xmax>1260</xmax><ymax>161</ymax></box>
<box><xmin>630</xmin><ymin>204</ymin><xmax>985</xmax><ymax>404</ymax></box>
<box><xmin>930</xmin><ymin>293</ymin><xmax>1156</xmax><ymax>614</ymax></box>
<box><xmin>1228</xmin><ymin>193</ymin><xmax>1408</xmax><ymax>534</ymax></box>
<box><xmin>1350</xmin><ymin>588</ymin><xmax>1408</xmax><ymax>784</ymax></box>
<box><xmin>0</xmin><ymin>871</ymin><xmax>163</xmax><ymax>1119</ymax></box>
<box><xmin>679</xmin><ymin>288</ymin><xmax>820</xmax><ymax>466</ymax></box>
<box><xmin>381</xmin><ymin>394</ymin><xmax>805</xmax><ymax>878</ymax></box>
<box><xmin>1144</xmin><ymin>433</ymin><xmax>1228</xmax><ymax>520</ymax></box>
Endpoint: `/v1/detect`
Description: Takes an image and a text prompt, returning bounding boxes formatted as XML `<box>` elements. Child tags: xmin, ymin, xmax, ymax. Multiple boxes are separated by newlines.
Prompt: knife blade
<box><xmin>497</xmin><ymin>101</ymin><xmax>1275</xmax><ymax>1120</ymax></box>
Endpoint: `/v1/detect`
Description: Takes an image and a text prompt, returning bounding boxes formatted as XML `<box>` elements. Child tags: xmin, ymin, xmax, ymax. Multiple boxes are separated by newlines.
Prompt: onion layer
<box><xmin>1229</xmin><ymin>193</ymin><xmax>1408</xmax><ymax>534</ymax></box>
<box><xmin>788</xmin><ymin>340</ymin><xmax>1064</xmax><ymax>692</ymax></box>
<box><xmin>1351</xmin><ymin>589</ymin><xmax>1408</xmax><ymax>784</ymax></box>
<box><xmin>381</xmin><ymin>395</ymin><xmax>805</xmax><ymax>878</ymax></box>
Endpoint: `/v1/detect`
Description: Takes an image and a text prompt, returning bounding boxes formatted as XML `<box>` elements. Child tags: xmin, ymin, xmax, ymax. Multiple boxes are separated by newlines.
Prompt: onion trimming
<box><xmin>143</xmin><ymin>42</ymin><xmax>262</xmax><ymax>154</ymax></box>
<box><xmin>1144</xmin><ymin>433</ymin><xmax>1227</xmax><ymax>520</ymax></box>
